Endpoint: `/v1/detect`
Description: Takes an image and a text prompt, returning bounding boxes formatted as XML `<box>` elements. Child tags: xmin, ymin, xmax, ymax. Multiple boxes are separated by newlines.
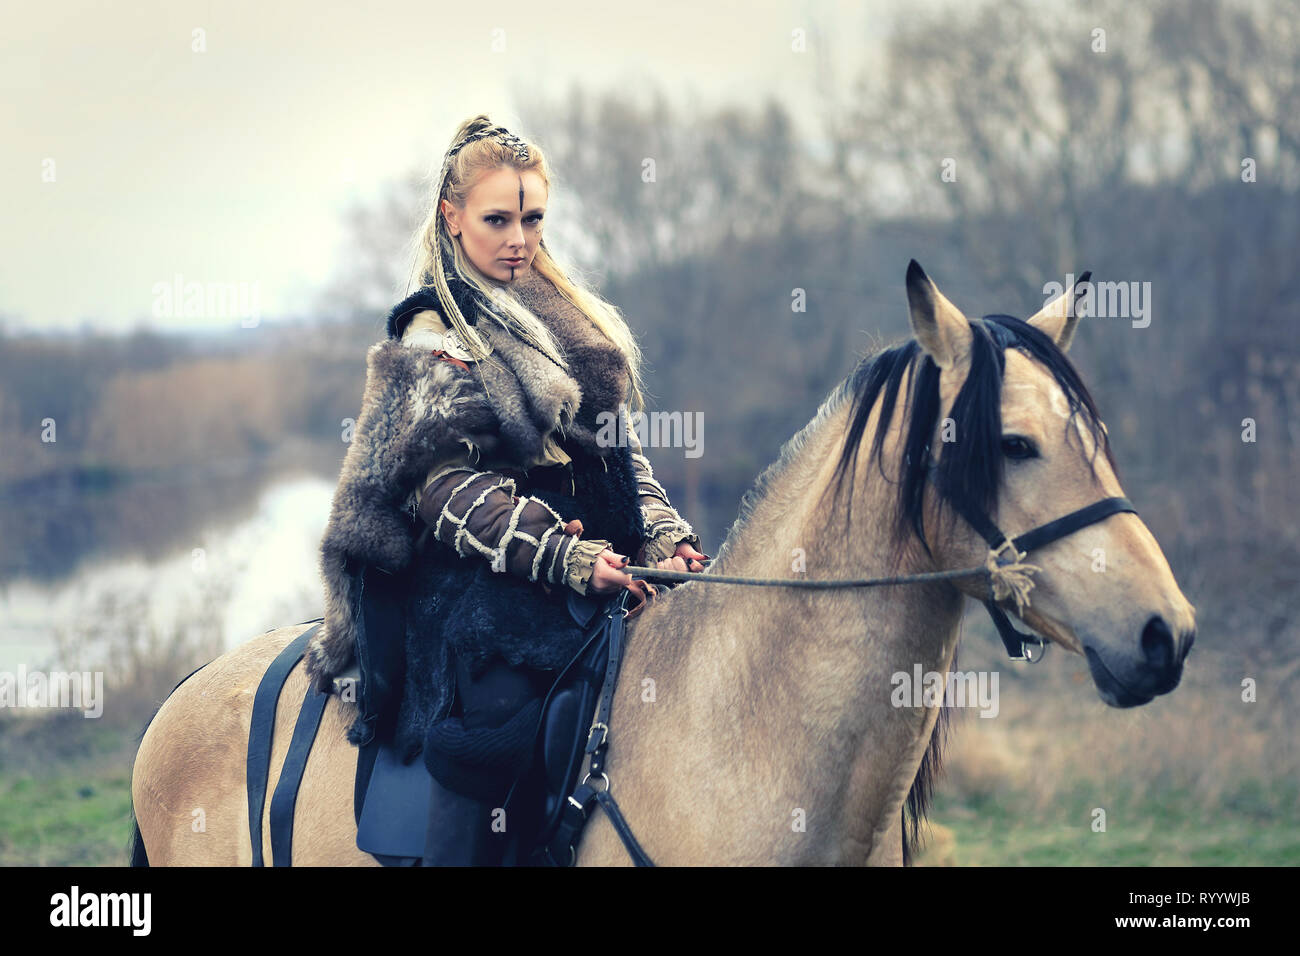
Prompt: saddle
<box><xmin>245</xmin><ymin>561</ymin><xmax>645</xmax><ymax>867</ymax></box>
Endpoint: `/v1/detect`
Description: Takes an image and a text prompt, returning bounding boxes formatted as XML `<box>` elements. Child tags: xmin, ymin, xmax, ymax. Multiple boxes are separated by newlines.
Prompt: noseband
<box><xmin>945</xmin><ymin>491</ymin><xmax>1137</xmax><ymax>661</ymax></box>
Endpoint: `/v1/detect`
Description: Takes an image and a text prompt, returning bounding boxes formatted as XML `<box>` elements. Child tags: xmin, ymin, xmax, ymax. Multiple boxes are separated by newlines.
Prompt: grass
<box><xmin>0</xmin><ymin>715</ymin><xmax>141</xmax><ymax>867</ymax></box>
<box><xmin>2</xmin><ymin>711</ymin><xmax>1296</xmax><ymax>866</ymax></box>
<box><xmin>915</xmin><ymin>782</ymin><xmax>1300</xmax><ymax>866</ymax></box>
<box><xmin>0</xmin><ymin>593</ymin><xmax>225</xmax><ymax>866</ymax></box>
<box><xmin>2</xmin><ymin>632</ymin><xmax>1296</xmax><ymax>866</ymax></box>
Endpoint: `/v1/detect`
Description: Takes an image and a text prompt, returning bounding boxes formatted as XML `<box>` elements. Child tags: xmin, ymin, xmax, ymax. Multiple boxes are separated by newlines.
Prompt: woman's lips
<box><xmin>502</xmin><ymin>257</ymin><xmax>524</xmax><ymax>264</ymax></box>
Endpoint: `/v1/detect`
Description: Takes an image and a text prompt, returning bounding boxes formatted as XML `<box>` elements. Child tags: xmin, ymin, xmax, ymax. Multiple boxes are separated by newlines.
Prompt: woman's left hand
<box><xmin>655</xmin><ymin>542</ymin><xmax>710</xmax><ymax>574</ymax></box>
<box><xmin>625</xmin><ymin>542</ymin><xmax>708</xmax><ymax>611</ymax></box>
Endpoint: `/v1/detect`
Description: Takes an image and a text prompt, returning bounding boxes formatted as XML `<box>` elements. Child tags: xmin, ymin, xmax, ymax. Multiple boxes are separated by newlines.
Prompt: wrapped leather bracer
<box><xmin>416</xmin><ymin>465</ymin><xmax>611</xmax><ymax>596</ymax></box>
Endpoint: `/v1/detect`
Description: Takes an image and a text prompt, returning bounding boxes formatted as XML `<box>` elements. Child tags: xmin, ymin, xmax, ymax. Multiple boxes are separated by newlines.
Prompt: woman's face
<box><xmin>441</xmin><ymin>166</ymin><xmax>547</xmax><ymax>284</ymax></box>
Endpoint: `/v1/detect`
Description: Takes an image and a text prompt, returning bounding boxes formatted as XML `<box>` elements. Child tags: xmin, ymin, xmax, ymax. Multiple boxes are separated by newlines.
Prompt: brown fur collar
<box><xmin>507</xmin><ymin>270</ymin><xmax>632</xmax><ymax>452</ymax></box>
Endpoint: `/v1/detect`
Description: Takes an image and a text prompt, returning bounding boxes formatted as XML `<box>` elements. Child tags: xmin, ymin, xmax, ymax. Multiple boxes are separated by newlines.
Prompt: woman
<box><xmin>307</xmin><ymin>115</ymin><xmax>707</xmax><ymax>865</ymax></box>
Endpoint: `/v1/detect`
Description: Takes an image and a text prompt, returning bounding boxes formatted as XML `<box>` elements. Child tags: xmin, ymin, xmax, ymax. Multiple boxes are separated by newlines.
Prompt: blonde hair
<box><xmin>403</xmin><ymin>114</ymin><xmax>647</xmax><ymax>414</ymax></box>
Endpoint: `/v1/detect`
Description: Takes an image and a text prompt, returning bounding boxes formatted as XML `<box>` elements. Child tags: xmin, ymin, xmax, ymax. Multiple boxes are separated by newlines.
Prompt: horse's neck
<box><xmin>614</xmin><ymin>399</ymin><xmax>964</xmax><ymax>863</ymax></box>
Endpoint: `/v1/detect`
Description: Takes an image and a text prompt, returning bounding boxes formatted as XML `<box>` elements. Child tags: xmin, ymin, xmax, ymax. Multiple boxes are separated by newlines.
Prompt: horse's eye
<box><xmin>1001</xmin><ymin>436</ymin><xmax>1038</xmax><ymax>460</ymax></box>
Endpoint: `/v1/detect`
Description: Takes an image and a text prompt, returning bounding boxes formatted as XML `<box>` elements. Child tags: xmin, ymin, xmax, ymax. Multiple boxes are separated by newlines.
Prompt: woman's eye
<box><xmin>1001</xmin><ymin>436</ymin><xmax>1038</xmax><ymax>460</ymax></box>
<box><xmin>483</xmin><ymin>214</ymin><xmax>543</xmax><ymax>226</ymax></box>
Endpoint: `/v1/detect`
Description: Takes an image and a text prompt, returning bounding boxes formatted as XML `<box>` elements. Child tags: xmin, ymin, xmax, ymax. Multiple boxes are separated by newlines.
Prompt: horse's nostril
<box><xmin>1181</xmin><ymin>628</ymin><xmax>1196</xmax><ymax>661</ymax></box>
<box><xmin>1140</xmin><ymin>616</ymin><xmax>1175</xmax><ymax>669</ymax></box>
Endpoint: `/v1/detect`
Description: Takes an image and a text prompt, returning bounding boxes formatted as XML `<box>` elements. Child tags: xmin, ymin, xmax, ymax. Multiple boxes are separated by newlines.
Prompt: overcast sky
<box><xmin>2</xmin><ymin>0</ymin><xmax>961</xmax><ymax>334</ymax></box>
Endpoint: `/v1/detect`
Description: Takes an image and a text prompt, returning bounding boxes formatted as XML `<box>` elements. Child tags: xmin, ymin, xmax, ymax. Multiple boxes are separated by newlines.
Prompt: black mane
<box><xmin>827</xmin><ymin>314</ymin><xmax>1115</xmax><ymax>555</ymax></box>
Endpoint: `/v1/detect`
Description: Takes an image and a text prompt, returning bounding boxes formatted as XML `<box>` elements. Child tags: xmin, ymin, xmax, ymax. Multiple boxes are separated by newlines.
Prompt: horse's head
<box><xmin>833</xmin><ymin>261</ymin><xmax>1195</xmax><ymax>707</ymax></box>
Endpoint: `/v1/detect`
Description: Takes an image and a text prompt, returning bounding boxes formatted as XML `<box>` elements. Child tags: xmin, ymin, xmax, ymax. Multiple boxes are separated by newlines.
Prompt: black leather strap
<box><xmin>348</xmin><ymin>559</ymin><xmax>407</xmax><ymax>747</ymax></box>
<box><xmin>594</xmin><ymin>789</ymin><xmax>654</xmax><ymax>866</ymax></box>
<box><xmin>944</xmin><ymin>495</ymin><xmax>1138</xmax><ymax>661</ymax></box>
<box><xmin>984</xmin><ymin>599</ymin><xmax>1045</xmax><ymax>661</ymax></box>
<box><xmin>575</xmin><ymin>590</ymin><xmax>657</xmax><ymax>866</ymax></box>
<box><xmin>268</xmin><ymin>684</ymin><xmax>329</xmax><ymax>866</ymax></box>
<box><xmin>541</xmin><ymin>780</ymin><xmax>655</xmax><ymax>867</ymax></box>
<box><xmin>247</xmin><ymin>624</ymin><xmax>320</xmax><ymax>867</ymax></box>
<box><xmin>500</xmin><ymin>594</ymin><xmax>614</xmax><ymax>819</ymax></box>
<box><xmin>950</xmin><ymin>495</ymin><xmax>1136</xmax><ymax>555</ymax></box>
<box><xmin>540</xmin><ymin>588</ymin><xmax>658</xmax><ymax>867</ymax></box>
<box><xmin>947</xmin><ymin>496</ymin><xmax>1007</xmax><ymax>551</ymax></box>
<box><xmin>545</xmin><ymin>782</ymin><xmax>598</xmax><ymax>866</ymax></box>
<box><xmin>354</xmin><ymin>735</ymin><xmax>381</xmax><ymax>826</ymax></box>
<box><xmin>1012</xmin><ymin>496</ymin><xmax>1135</xmax><ymax>554</ymax></box>
<box><xmin>585</xmin><ymin>590</ymin><xmax>631</xmax><ymax>779</ymax></box>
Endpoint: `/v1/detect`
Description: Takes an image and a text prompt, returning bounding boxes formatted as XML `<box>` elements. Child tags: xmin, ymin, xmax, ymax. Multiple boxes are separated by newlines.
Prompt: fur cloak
<box><xmin>307</xmin><ymin>269</ymin><xmax>645</xmax><ymax>756</ymax></box>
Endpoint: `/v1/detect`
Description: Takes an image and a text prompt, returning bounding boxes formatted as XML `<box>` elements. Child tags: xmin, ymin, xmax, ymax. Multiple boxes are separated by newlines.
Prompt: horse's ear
<box><xmin>905</xmin><ymin>260</ymin><xmax>971</xmax><ymax>370</ymax></box>
<box><xmin>1027</xmin><ymin>271</ymin><xmax>1091</xmax><ymax>352</ymax></box>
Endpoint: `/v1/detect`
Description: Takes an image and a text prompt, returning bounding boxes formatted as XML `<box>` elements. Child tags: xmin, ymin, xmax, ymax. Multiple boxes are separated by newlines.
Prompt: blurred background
<box><xmin>1</xmin><ymin>0</ymin><xmax>1296</xmax><ymax>864</ymax></box>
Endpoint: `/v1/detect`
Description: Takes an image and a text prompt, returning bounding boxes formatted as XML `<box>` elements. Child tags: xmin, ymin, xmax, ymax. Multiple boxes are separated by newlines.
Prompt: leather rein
<box><xmin>557</xmin><ymin>488</ymin><xmax>1138</xmax><ymax>867</ymax></box>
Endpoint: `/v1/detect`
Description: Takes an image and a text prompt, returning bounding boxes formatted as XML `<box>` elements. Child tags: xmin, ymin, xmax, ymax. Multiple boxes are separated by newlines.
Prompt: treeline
<box><xmin>1</xmin><ymin>0</ymin><xmax>1294</xmax><ymax>660</ymax></box>
<box><xmin>0</xmin><ymin>330</ymin><xmax>364</xmax><ymax>484</ymax></box>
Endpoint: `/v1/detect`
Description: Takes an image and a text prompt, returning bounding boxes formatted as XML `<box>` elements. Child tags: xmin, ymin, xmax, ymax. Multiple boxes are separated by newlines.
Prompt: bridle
<box><xmin>555</xmin><ymin>481</ymin><xmax>1139</xmax><ymax>867</ymax></box>
<box><xmin>944</xmin><ymin>491</ymin><xmax>1137</xmax><ymax>662</ymax></box>
<box><xmin>556</xmin><ymin>299</ymin><xmax>1147</xmax><ymax>864</ymax></box>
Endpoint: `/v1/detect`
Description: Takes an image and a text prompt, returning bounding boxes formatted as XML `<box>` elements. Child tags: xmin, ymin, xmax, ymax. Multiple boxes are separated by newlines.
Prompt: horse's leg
<box><xmin>132</xmin><ymin>624</ymin><xmax>378</xmax><ymax>866</ymax></box>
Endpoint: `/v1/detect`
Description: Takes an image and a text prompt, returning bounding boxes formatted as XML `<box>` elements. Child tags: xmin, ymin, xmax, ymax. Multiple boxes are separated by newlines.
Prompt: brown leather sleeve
<box><xmin>416</xmin><ymin>466</ymin><xmax>611</xmax><ymax>595</ymax></box>
<box><xmin>623</xmin><ymin>420</ymin><xmax>701</xmax><ymax>565</ymax></box>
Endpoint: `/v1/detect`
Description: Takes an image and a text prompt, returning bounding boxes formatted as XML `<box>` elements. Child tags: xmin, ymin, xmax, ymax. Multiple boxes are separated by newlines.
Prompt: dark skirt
<box><xmin>391</xmin><ymin>442</ymin><xmax>645</xmax><ymax>764</ymax></box>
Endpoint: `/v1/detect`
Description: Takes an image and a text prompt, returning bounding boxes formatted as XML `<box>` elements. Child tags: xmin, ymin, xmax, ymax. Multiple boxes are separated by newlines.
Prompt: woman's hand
<box><xmin>655</xmin><ymin>541</ymin><xmax>710</xmax><ymax>574</ymax></box>
<box><xmin>587</xmin><ymin>548</ymin><xmax>634</xmax><ymax>595</ymax></box>
<box><xmin>586</xmin><ymin>542</ymin><xmax>710</xmax><ymax>596</ymax></box>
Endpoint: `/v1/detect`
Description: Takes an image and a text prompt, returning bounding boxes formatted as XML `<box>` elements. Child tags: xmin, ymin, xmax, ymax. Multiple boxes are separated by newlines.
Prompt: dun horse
<box><xmin>131</xmin><ymin>263</ymin><xmax>1195</xmax><ymax>865</ymax></box>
